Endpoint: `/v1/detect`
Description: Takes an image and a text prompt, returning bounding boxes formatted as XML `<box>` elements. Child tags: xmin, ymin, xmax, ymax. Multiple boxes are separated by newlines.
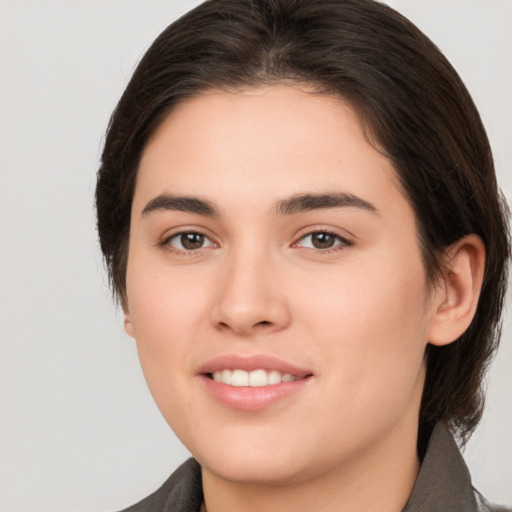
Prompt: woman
<box><xmin>96</xmin><ymin>0</ymin><xmax>510</xmax><ymax>510</ymax></box>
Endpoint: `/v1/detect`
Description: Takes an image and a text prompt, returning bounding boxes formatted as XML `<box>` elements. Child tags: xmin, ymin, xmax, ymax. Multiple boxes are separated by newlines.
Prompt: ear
<box><xmin>123</xmin><ymin>306</ymin><xmax>135</xmax><ymax>339</ymax></box>
<box><xmin>428</xmin><ymin>234</ymin><xmax>485</xmax><ymax>346</ymax></box>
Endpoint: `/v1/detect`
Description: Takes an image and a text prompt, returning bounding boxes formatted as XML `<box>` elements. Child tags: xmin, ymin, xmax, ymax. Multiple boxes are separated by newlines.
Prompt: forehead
<box><xmin>134</xmin><ymin>85</ymin><xmax>403</xmax><ymax>217</ymax></box>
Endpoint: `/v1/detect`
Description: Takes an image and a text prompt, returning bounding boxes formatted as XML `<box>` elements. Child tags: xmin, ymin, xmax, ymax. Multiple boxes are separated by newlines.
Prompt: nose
<box><xmin>210</xmin><ymin>249</ymin><xmax>291</xmax><ymax>336</ymax></box>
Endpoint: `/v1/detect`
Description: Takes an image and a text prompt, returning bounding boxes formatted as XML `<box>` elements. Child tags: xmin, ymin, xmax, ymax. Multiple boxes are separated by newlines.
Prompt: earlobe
<box><xmin>428</xmin><ymin>234</ymin><xmax>485</xmax><ymax>346</ymax></box>
<box><xmin>123</xmin><ymin>311</ymin><xmax>135</xmax><ymax>338</ymax></box>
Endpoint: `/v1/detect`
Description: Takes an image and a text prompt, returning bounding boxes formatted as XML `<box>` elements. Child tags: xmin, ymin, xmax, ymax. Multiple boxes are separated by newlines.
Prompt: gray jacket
<box><xmin>120</xmin><ymin>423</ymin><xmax>510</xmax><ymax>511</ymax></box>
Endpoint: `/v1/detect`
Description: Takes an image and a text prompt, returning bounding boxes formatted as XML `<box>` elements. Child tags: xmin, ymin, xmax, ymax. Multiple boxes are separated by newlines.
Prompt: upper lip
<box><xmin>197</xmin><ymin>354</ymin><xmax>313</xmax><ymax>378</ymax></box>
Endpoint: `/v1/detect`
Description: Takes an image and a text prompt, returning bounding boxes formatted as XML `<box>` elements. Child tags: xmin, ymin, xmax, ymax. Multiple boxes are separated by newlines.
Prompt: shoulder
<box><xmin>117</xmin><ymin>458</ymin><xmax>203</xmax><ymax>512</ymax></box>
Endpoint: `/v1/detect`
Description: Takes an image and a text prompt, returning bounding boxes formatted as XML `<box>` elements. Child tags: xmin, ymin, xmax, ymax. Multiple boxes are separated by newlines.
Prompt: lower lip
<box><xmin>199</xmin><ymin>375</ymin><xmax>312</xmax><ymax>411</ymax></box>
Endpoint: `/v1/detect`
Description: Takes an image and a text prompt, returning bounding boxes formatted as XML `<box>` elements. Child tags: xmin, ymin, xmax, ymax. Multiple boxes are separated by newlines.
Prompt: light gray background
<box><xmin>0</xmin><ymin>1</ymin><xmax>510</xmax><ymax>511</ymax></box>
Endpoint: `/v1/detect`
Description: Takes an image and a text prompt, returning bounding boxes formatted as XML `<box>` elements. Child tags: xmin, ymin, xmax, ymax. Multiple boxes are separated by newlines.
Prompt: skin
<box><xmin>124</xmin><ymin>85</ymin><xmax>484</xmax><ymax>512</ymax></box>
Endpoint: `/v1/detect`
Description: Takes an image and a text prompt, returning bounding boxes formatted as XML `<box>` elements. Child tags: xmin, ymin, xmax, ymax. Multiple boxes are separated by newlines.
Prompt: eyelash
<box><xmin>159</xmin><ymin>229</ymin><xmax>352</xmax><ymax>255</ymax></box>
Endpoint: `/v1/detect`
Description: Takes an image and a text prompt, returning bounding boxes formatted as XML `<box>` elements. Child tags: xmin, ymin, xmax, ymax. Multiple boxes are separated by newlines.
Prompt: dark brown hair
<box><xmin>96</xmin><ymin>0</ymin><xmax>510</xmax><ymax>442</ymax></box>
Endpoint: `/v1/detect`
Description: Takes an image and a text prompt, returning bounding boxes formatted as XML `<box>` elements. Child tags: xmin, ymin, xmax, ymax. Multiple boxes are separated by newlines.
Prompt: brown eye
<box><xmin>298</xmin><ymin>231</ymin><xmax>351</xmax><ymax>251</ymax></box>
<box><xmin>167</xmin><ymin>231</ymin><xmax>214</xmax><ymax>251</ymax></box>
<box><xmin>311</xmin><ymin>232</ymin><xmax>336</xmax><ymax>249</ymax></box>
<box><xmin>181</xmin><ymin>233</ymin><xmax>205</xmax><ymax>250</ymax></box>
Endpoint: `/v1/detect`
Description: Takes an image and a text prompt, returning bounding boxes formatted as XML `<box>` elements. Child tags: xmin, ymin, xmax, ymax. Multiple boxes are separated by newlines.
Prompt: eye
<box><xmin>297</xmin><ymin>231</ymin><xmax>351</xmax><ymax>250</ymax></box>
<box><xmin>165</xmin><ymin>231</ymin><xmax>215</xmax><ymax>251</ymax></box>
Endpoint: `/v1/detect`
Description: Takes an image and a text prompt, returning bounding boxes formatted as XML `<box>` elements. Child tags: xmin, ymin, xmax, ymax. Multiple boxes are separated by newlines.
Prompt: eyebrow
<box><xmin>141</xmin><ymin>194</ymin><xmax>220</xmax><ymax>217</ymax></box>
<box><xmin>141</xmin><ymin>191</ymin><xmax>378</xmax><ymax>218</ymax></box>
<box><xmin>275</xmin><ymin>192</ymin><xmax>378</xmax><ymax>216</ymax></box>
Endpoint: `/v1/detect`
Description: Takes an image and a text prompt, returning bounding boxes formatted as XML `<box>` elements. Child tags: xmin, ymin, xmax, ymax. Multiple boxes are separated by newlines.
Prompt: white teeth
<box><xmin>231</xmin><ymin>369</ymin><xmax>249</xmax><ymax>387</ymax></box>
<box><xmin>248</xmin><ymin>369</ymin><xmax>267</xmax><ymax>387</ymax></box>
<box><xmin>221</xmin><ymin>369</ymin><xmax>232</xmax><ymax>385</ymax></box>
<box><xmin>211</xmin><ymin>369</ymin><xmax>298</xmax><ymax>386</ymax></box>
<box><xmin>267</xmin><ymin>370</ymin><xmax>282</xmax><ymax>385</ymax></box>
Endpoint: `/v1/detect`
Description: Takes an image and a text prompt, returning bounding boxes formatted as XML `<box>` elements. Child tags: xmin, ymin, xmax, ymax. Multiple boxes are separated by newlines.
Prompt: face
<box><xmin>125</xmin><ymin>85</ymin><xmax>438</xmax><ymax>485</ymax></box>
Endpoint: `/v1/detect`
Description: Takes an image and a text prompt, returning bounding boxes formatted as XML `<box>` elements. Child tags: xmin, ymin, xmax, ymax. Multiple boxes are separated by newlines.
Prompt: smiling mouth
<box><xmin>206</xmin><ymin>369</ymin><xmax>311</xmax><ymax>387</ymax></box>
<box><xmin>200</xmin><ymin>358</ymin><xmax>314</xmax><ymax>410</ymax></box>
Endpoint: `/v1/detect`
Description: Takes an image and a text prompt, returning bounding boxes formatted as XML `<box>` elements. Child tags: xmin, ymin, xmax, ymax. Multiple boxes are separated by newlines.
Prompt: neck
<box><xmin>201</xmin><ymin>418</ymin><xmax>421</xmax><ymax>512</ymax></box>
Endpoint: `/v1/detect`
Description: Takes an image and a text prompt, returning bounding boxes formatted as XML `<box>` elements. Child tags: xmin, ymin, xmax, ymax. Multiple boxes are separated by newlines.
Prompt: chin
<box><xmin>200</xmin><ymin>450</ymin><xmax>310</xmax><ymax>486</ymax></box>
<box><xmin>188</xmin><ymin>427</ymin><xmax>317</xmax><ymax>485</ymax></box>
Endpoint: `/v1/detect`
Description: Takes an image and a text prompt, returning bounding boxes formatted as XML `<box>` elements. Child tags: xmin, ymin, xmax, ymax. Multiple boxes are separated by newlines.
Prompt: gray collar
<box><xmin>403</xmin><ymin>422</ymin><xmax>477</xmax><ymax>512</ymax></box>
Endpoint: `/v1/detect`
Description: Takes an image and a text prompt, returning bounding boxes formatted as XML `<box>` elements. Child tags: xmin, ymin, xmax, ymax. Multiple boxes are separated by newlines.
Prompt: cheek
<box><xmin>124</xmin><ymin>255</ymin><xmax>209</xmax><ymax>394</ymax></box>
<box><xmin>294</xmin><ymin>252</ymin><xmax>430</xmax><ymax>403</ymax></box>
<box><xmin>126</xmin><ymin>246</ymin><xmax>211</xmax><ymax>334</ymax></box>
